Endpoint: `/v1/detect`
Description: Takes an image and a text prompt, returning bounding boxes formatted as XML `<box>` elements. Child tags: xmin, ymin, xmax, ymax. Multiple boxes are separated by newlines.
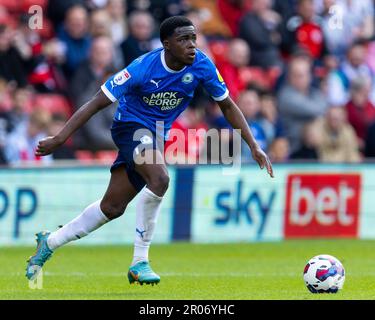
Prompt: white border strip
<box><xmin>161</xmin><ymin>50</ymin><xmax>186</xmax><ymax>73</ymax></box>
<box><xmin>212</xmin><ymin>89</ymin><xmax>229</xmax><ymax>101</ymax></box>
<box><xmin>100</xmin><ymin>84</ymin><xmax>117</xmax><ymax>102</ymax></box>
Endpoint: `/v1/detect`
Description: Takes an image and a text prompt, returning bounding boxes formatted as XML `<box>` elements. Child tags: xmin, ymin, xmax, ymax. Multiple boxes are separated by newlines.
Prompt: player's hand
<box><xmin>35</xmin><ymin>136</ymin><xmax>62</xmax><ymax>156</ymax></box>
<box><xmin>251</xmin><ymin>145</ymin><xmax>274</xmax><ymax>178</ymax></box>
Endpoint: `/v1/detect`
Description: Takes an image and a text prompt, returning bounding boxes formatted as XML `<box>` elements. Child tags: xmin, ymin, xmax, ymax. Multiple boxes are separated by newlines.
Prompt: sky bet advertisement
<box><xmin>0</xmin><ymin>164</ymin><xmax>374</xmax><ymax>245</ymax></box>
<box><xmin>191</xmin><ymin>167</ymin><xmax>282</xmax><ymax>242</ymax></box>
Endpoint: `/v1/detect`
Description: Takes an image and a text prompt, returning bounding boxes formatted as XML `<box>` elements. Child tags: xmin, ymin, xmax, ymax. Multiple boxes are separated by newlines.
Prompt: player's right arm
<box><xmin>36</xmin><ymin>57</ymin><xmax>142</xmax><ymax>156</ymax></box>
<box><xmin>35</xmin><ymin>90</ymin><xmax>112</xmax><ymax>156</ymax></box>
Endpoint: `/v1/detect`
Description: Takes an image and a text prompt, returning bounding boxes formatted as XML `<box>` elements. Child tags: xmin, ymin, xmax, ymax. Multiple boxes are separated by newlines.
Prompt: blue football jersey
<box><xmin>101</xmin><ymin>47</ymin><xmax>228</xmax><ymax>138</ymax></box>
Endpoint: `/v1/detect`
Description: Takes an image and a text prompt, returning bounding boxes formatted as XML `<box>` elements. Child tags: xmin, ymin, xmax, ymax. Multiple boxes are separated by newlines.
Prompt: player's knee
<box><xmin>148</xmin><ymin>173</ymin><xmax>169</xmax><ymax>196</ymax></box>
<box><xmin>100</xmin><ymin>201</ymin><xmax>127</xmax><ymax>220</ymax></box>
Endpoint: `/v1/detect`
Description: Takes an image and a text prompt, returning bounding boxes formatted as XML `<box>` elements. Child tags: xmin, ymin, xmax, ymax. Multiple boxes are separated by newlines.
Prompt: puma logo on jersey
<box><xmin>150</xmin><ymin>79</ymin><xmax>161</xmax><ymax>88</ymax></box>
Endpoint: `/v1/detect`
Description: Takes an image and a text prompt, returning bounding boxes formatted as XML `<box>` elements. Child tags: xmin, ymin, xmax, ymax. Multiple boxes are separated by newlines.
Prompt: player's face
<box><xmin>167</xmin><ymin>26</ymin><xmax>197</xmax><ymax>65</ymax></box>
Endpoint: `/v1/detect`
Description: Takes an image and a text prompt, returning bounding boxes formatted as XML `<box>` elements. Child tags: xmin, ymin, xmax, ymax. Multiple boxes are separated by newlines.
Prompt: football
<box><xmin>303</xmin><ymin>254</ymin><xmax>345</xmax><ymax>293</ymax></box>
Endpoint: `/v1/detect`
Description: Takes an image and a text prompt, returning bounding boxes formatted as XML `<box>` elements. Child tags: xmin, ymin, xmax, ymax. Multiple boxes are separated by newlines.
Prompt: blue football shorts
<box><xmin>110</xmin><ymin>121</ymin><xmax>161</xmax><ymax>192</ymax></box>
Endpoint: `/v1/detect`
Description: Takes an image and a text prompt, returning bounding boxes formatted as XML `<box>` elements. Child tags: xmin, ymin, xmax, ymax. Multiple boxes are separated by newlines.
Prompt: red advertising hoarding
<box><xmin>284</xmin><ymin>174</ymin><xmax>361</xmax><ymax>238</ymax></box>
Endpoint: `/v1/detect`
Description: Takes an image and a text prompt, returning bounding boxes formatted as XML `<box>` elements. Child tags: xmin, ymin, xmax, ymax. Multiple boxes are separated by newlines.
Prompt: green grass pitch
<box><xmin>1</xmin><ymin>239</ymin><xmax>375</xmax><ymax>300</ymax></box>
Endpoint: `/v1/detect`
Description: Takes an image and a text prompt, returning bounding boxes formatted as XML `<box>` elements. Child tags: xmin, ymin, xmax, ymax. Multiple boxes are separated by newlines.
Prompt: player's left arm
<box><xmin>200</xmin><ymin>54</ymin><xmax>273</xmax><ymax>177</ymax></box>
<box><xmin>217</xmin><ymin>96</ymin><xmax>274</xmax><ymax>178</ymax></box>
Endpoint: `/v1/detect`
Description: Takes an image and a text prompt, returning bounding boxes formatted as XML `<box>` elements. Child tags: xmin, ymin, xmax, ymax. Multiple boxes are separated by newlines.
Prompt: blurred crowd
<box><xmin>0</xmin><ymin>0</ymin><xmax>375</xmax><ymax>165</ymax></box>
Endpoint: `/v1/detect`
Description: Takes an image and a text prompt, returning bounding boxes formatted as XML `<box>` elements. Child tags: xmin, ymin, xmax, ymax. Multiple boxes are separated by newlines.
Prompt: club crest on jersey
<box><xmin>182</xmin><ymin>73</ymin><xmax>194</xmax><ymax>84</ymax></box>
<box><xmin>114</xmin><ymin>69</ymin><xmax>131</xmax><ymax>85</ymax></box>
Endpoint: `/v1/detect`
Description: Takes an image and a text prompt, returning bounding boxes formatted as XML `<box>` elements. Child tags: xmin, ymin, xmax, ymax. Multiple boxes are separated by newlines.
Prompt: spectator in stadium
<box><xmin>345</xmin><ymin>77</ymin><xmax>375</xmax><ymax>151</ymax></box>
<box><xmin>39</xmin><ymin>38</ymin><xmax>69</xmax><ymax>95</ymax></box>
<box><xmin>236</xmin><ymin>88</ymin><xmax>267</xmax><ymax>162</ymax></box>
<box><xmin>90</xmin><ymin>9</ymin><xmax>111</xmax><ymax>38</ymax></box>
<box><xmin>89</xmin><ymin>9</ymin><xmax>114</xmax><ymax>65</ymax></box>
<box><xmin>69</xmin><ymin>37</ymin><xmax>117</xmax><ymax>151</ymax></box>
<box><xmin>314</xmin><ymin>106</ymin><xmax>361</xmax><ymax>163</ymax></box>
<box><xmin>217</xmin><ymin>0</ymin><xmax>252</xmax><ymax>37</ymax></box>
<box><xmin>314</xmin><ymin>0</ymin><xmax>374</xmax><ymax>41</ymax></box>
<box><xmin>126</xmin><ymin>0</ymin><xmax>191</xmax><ymax>25</ymax></box>
<box><xmin>273</xmin><ymin>0</ymin><xmax>298</xmax><ymax>56</ymax></box>
<box><xmin>342</xmin><ymin>0</ymin><xmax>374</xmax><ymax>40</ymax></box>
<box><xmin>57</xmin><ymin>5</ymin><xmax>92</xmax><ymax>79</ymax></box>
<box><xmin>47</xmin><ymin>0</ymin><xmax>86</xmax><ymax>29</ymax></box>
<box><xmin>15</xmin><ymin>13</ymin><xmax>66</xmax><ymax>94</ymax></box>
<box><xmin>69</xmin><ymin>36</ymin><xmax>114</xmax><ymax>107</ymax></box>
<box><xmin>268</xmin><ymin>137</ymin><xmax>290</xmax><ymax>162</ymax></box>
<box><xmin>273</xmin><ymin>0</ymin><xmax>298</xmax><ymax>26</ymax></box>
<box><xmin>4</xmin><ymin>108</ymin><xmax>53</xmax><ymax>164</ymax></box>
<box><xmin>283</xmin><ymin>0</ymin><xmax>327</xmax><ymax>60</ymax></box>
<box><xmin>216</xmin><ymin>38</ymin><xmax>251</xmax><ymax>101</ymax></box>
<box><xmin>239</xmin><ymin>0</ymin><xmax>283</xmax><ymax>69</ymax></box>
<box><xmin>90</xmin><ymin>8</ymin><xmax>123</xmax><ymax>69</ymax></box>
<box><xmin>258</xmin><ymin>90</ymin><xmax>284</xmax><ymax>148</ymax></box>
<box><xmin>120</xmin><ymin>10</ymin><xmax>155</xmax><ymax>67</ymax></box>
<box><xmin>289</xmin><ymin>120</ymin><xmax>320</xmax><ymax>160</ymax></box>
<box><xmin>182</xmin><ymin>0</ymin><xmax>229</xmax><ymax>38</ymax></box>
<box><xmin>326</xmin><ymin>41</ymin><xmax>375</xmax><ymax>107</ymax></box>
<box><xmin>47</xmin><ymin>113</ymin><xmax>76</xmax><ymax>160</ymax></box>
<box><xmin>0</xmin><ymin>86</ymin><xmax>33</xmax><ymax>137</ymax></box>
<box><xmin>278</xmin><ymin>54</ymin><xmax>328</xmax><ymax>153</ymax></box>
<box><xmin>105</xmin><ymin>0</ymin><xmax>128</xmax><ymax>46</ymax></box>
<box><xmin>317</xmin><ymin>0</ymin><xmax>353</xmax><ymax>58</ymax></box>
<box><xmin>184</xmin><ymin>10</ymin><xmax>214</xmax><ymax>61</ymax></box>
<box><xmin>0</xmin><ymin>24</ymin><xmax>29</xmax><ymax>87</ymax></box>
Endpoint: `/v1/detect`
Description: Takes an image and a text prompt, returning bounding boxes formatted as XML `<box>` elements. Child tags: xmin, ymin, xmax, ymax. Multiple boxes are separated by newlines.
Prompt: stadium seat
<box><xmin>33</xmin><ymin>94</ymin><xmax>73</xmax><ymax>117</ymax></box>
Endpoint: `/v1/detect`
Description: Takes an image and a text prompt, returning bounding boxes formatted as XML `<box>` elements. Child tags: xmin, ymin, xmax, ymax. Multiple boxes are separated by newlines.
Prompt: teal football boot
<box><xmin>128</xmin><ymin>261</ymin><xmax>160</xmax><ymax>285</ymax></box>
<box><xmin>26</xmin><ymin>231</ymin><xmax>53</xmax><ymax>281</ymax></box>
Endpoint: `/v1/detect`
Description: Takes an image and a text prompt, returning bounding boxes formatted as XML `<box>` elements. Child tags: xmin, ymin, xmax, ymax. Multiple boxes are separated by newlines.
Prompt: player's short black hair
<box><xmin>159</xmin><ymin>16</ymin><xmax>194</xmax><ymax>42</ymax></box>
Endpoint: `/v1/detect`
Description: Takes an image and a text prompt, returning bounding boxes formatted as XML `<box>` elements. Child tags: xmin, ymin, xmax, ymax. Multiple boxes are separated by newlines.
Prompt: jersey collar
<box><xmin>161</xmin><ymin>50</ymin><xmax>187</xmax><ymax>73</ymax></box>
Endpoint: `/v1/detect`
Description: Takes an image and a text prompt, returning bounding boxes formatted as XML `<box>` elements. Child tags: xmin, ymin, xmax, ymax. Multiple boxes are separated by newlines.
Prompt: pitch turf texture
<box><xmin>1</xmin><ymin>240</ymin><xmax>375</xmax><ymax>300</ymax></box>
